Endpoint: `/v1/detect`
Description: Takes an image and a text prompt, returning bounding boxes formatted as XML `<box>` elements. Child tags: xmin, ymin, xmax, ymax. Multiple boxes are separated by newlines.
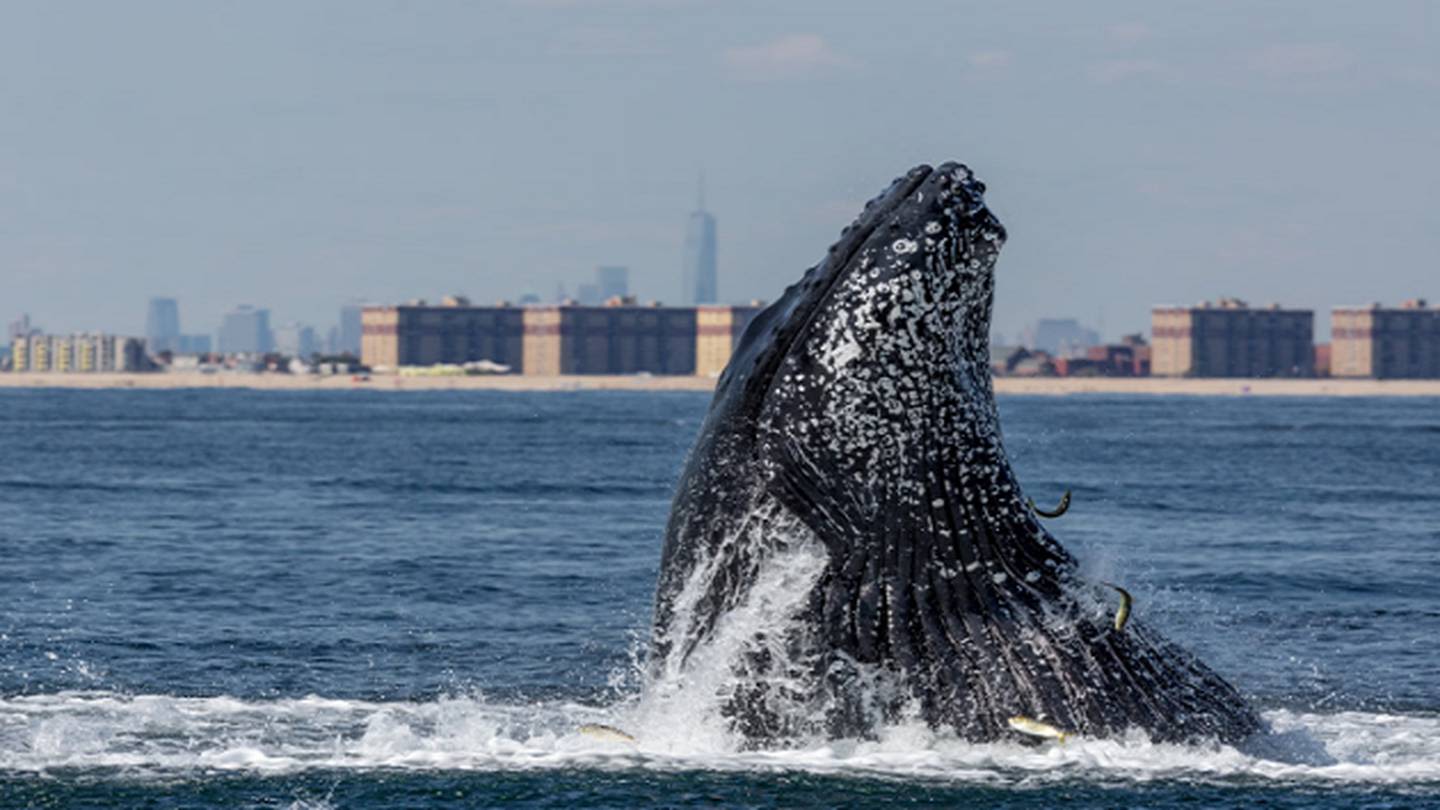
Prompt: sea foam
<box><xmin>3</xmin><ymin>691</ymin><xmax>1439</xmax><ymax>787</ymax></box>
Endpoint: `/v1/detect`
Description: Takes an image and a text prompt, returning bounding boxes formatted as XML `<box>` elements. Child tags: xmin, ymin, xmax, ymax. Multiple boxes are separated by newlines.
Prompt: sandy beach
<box><xmin>3</xmin><ymin>372</ymin><xmax>1440</xmax><ymax>396</ymax></box>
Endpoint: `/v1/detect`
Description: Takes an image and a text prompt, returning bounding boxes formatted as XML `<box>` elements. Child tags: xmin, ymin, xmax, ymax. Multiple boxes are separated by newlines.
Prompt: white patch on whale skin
<box><xmin>823</xmin><ymin>336</ymin><xmax>863</xmax><ymax>372</ymax></box>
<box><xmin>793</xmin><ymin>210</ymin><xmax>1005</xmax><ymax>519</ymax></box>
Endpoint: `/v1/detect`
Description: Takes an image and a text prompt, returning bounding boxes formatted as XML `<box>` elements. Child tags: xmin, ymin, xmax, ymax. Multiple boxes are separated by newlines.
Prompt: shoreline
<box><xmin>3</xmin><ymin>372</ymin><xmax>1440</xmax><ymax>396</ymax></box>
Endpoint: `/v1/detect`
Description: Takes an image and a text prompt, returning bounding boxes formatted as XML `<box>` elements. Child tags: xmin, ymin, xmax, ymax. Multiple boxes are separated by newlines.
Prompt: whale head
<box><xmin>651</xmin><ymin>163</ymin><xmax>1260</xmax><ymax>747</ymax></box>
<box><xmin>732</xmin><ymin>164</ymin><xmax>1019</xmax><ymax>556</ymax></box>
<box><xmin>712</xmin><ymin>163</ymin><xmax>1006</xmax><ymax>424</ymax></box>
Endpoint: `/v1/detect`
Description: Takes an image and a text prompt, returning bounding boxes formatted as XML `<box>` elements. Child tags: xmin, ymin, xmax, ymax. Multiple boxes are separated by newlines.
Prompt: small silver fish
<box><xmin>1102</xmin><ymin>582</ymin><xmax>1133</xmax><ymax>632</ymax></box>
<box><xmin>1007</xmin><ymin>715</ymin><xmax>1070</xmax><ymax>744</ymax></box>
<box><xmin>577</xmin><ymin>723</ymin><xmax>638</xmax><ymax>744</ymax></box>
<box><xmin>1028</xmin><ymin>489</ymin><xmax>1072</xmax><ymax>519</ymax></box>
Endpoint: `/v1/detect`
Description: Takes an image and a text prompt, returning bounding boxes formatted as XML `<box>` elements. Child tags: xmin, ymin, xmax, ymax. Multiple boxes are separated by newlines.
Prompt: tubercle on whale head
<box><xmin>711</xmin><ymin>163</ymin><xmax>1005</xmax><ymax>416</ymax></box>
<box><xmin>784</xmin><ymin>162</ymin><xmax>1008</xmax><ymax>396</ymax></box>
<box><xmin>747</xmin><ymin>162</ymin><xmax>1028</xmax><ymax>550</ymax></box>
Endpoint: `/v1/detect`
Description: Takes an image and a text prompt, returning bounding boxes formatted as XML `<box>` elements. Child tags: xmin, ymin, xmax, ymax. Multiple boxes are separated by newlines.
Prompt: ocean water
<box><xmin>1</xmin><ymin>388</ymin><xmax>1438</xmax><ymax>808</ymax></box>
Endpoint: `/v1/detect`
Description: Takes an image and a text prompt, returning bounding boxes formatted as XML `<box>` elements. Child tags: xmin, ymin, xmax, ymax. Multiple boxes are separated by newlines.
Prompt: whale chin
<box><xmin>648</xmin><ymin>163</ymin><xmax>1262</xmax><ymax>746</ymax></box>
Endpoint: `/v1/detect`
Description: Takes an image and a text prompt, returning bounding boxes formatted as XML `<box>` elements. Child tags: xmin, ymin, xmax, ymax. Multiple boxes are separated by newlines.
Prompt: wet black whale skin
<box><xmin>650</xmin><ymin>163</ymin><xmax>1262</xmax><ymax>746</ymax></box>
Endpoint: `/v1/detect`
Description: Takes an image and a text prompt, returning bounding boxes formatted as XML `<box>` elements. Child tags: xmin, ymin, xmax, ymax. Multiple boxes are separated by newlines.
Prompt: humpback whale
<box><xmin>649</xmin><ymin>162</ymin><xmax>1261</xmax><ymax>745</ymax></box>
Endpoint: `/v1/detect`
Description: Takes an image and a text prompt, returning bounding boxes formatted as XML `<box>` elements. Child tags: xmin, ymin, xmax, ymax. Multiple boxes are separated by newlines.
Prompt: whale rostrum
<box><xmin>648</xmin><ymin>163</ymin><xmax>1261</xmax><ymax>745</ymax></box>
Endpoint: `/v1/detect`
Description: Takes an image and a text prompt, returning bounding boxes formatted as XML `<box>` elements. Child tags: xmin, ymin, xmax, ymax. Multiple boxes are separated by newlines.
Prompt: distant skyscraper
<box><xmin>596</xmin><ymin>266</ymin><xmax>629</xmax><ymax>300</ymax></box>
<box><xmin>274</xmin><ymin>322</ymin><xmax>319</xmax><ymax>358</ymax></box>
<box><xmin>146</xmin><ymin>298</ymin><xmax>181</xmax><ymax>351</ymax></box>
<box><xmin>682</xmin><ymin>179</ymin><xmax>717</xmax><ymax>305</ymax></box>
<box><xmin>7</xmin><ymin>313</ymin><xmax>35</xmax><ymax>343</ymax></box>
<box><xmin>576</xmin><ymin>283</ymin><xmax>602</xmax><ymax>305</ymax></box>
<box><xmin>336</xmin><ymin>305</ymin><xmax>363</xmax><ymax>356</ymax></box>
<box><xmin>1020</xmin><ymin>318</ymin><xmax>1101</xmax><ymax>357</ymax></box>
<box><xmin>176</xmin><ymin>335</ymin><xmax>212</xmax><ymax>355</ymax></box>
<box><xmin>218</xmin><ymin>306</ymin><xmax>273</xmax><ymax>354</ymax></box>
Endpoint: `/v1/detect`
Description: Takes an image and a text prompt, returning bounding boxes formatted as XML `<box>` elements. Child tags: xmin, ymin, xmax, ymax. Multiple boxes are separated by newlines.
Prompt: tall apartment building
<box><xmin>11</xmin><ymin>334</ymin><xmax>148</xmax><ymax>372</ymax></box>
<box><xmin>361</xmin><ymin>300</ymin><xmax>765</xmax><ymax>377</ymax></box>
<box><xmin>1331</xmin><ymin>299</ymin><xmax>1440</xmax><ymax>378</ymax></box>
<box><xmin>696</xmin><ymin>304</ymin><xmax>764</xmax><ymax>377</ymax></box>
<box><xmin>523</xmin><ymin>304</ymin><xmax>697</xmax><ymax>375</ymax></box>
<box><xmin>362</xmin><ymin>301</ymin><xmax>525</xmax><ymax>370</ymax></box>
<box><xmin>1151</xmin><ymin>298</ymin><xmax>1314</xmax><ymax>377</ymax></box>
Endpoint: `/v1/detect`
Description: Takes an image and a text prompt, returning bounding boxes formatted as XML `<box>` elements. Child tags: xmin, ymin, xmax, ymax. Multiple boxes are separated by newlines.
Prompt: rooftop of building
<box><xmin>1153</xmin><ymin>297</ymin><xmax>1314</xmax><ymax>314</ymax></box>
<box><xmin>1333</xmin><ymin>298</ymin><xmax>1431</xmax><ymax>312</ymax></box>
<box><xmin>369</xmin><ymin>297</ymin><xmax>767</xmax><ymax>313</ymax></box>
<box><xmin>13</xmin><ymin>332</ymin><xmax>144</xmax><ymax>340</ymax></box>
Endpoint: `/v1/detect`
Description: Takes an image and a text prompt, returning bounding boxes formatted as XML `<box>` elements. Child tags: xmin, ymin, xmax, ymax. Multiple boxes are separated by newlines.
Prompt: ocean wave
<box><xmin>2</xmin><ymin>692</ymin><xmax>1438</xmax><ymax>787</ymax></box>
<box><xmin>307</xmin><ymin>477</ymin><xmax>670</xmax><ymax>499</ymax></box>
<box><xmin>0</xmin><ymin>477</ymin><xmax>213</xmax><ymax>496</ymax></box>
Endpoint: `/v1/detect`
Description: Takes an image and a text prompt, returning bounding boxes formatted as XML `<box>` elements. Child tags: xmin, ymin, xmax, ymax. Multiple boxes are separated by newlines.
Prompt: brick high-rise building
<box><xmin>361</xmin><ymin>301</ymin><xmax>525</xmax><ymax>371</ymax></box>
<box><xmin>361</xmin><ymin>300</ymin><xmax>768</xmax><ymax>377</ymax></box>
<box><xmin>696</xmin><ymin>304</ymin><xmax>763</xmax><ymax>377</ymax></box>
<box><xmin>522</xmin><ymin>303</ymin><xmax>697</xmax><ymax>375</ymax></box>
<box><xmin>1151</xmin><ymin>298</ymin><xmax>1314</xmax><ymax>377</ymax></box>
<box><xmin>1331</xmin><ymin>299</ymin><xmax>1440</xmax><ymax>379</ymax></box>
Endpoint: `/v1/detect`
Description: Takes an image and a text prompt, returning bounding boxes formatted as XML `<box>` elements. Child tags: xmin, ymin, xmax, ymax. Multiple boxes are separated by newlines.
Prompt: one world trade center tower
<box><xmin>682</xmin><ymin>178</ymin><xmax>717</xmax><ymax>305</ymax></box>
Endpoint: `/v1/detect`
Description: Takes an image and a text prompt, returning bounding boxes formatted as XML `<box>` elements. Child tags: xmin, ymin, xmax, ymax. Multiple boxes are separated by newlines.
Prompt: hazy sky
<box><xmin>2</xmin><ymin>1</ymin><xmax>1436</xmax><ymax>340</ymax></box>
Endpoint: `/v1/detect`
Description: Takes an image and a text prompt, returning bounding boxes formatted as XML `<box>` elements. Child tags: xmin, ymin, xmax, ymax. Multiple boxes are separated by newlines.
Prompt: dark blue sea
<box><xmin>2</xmin><ymin>389</ymin><xmax>1438</xmax><ymax>808</ymax></box>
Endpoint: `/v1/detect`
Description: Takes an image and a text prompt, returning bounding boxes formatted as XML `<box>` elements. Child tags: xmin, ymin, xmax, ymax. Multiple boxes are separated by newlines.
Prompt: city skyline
<box><xmin>2</xmin><ymin>2</ymin><xmax>1434</xmax><ymax>342</ymax></box>
<box><xmin>9</xmin><ymin>293</ymin><xmax>1439</xmax><ymax>381</ymax></box>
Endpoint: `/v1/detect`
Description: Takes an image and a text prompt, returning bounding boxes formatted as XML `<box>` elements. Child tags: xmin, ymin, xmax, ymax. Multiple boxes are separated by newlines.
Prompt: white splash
<box><xmin>3</xmin><ymin>691</ymin><xmax>1440</xmax><ymax>787</ymax></box>
<box><xmin>640</xmin><ymin>504</ymin><xmax>829</xmax><ymax>752</ymax></box>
